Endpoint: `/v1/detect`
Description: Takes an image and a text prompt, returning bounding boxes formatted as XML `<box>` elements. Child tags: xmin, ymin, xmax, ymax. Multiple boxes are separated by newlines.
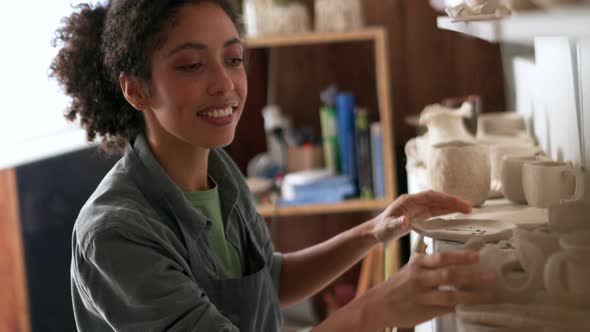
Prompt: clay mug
<box><xmin>500</xmin><ymin>155</ymin><xmax>545</xmax><ymax>204</ymax></box>
<box><xmin>544</xmin><ymin>230</ymin><xmax>590</xmax><ymax>306</ymax></box>
<box><xmin>428</xmin><ymin>141</ymin><xmax>491</xmax><ymax>207</ymax></box>
<box><xmin>548</xmin><ymin>201</ymin><xmax>590</xmax><ymax>234</ymax></box>
<box><xmin>522</xmin><ymin>161</ymin><xmax>585</xmax><ymax>208</ymax></box>
<box><xmin>489</xmin><ymin>143</ymin><xmax>543</xmax><ymax>192</ymax></box>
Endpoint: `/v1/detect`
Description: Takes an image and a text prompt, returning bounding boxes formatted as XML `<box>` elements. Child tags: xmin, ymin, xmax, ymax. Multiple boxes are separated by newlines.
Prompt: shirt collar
<box><xmin>124</xmin><ymin>133</ymin><xmax>239</xmax><ymax>236</ymax></box>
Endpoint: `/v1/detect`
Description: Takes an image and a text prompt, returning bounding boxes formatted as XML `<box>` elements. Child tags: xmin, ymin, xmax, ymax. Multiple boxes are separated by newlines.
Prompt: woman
<box><xmin>51</xmin><ymin>1</ymin><xmax>496</xmax><ymax>331</ymax></box>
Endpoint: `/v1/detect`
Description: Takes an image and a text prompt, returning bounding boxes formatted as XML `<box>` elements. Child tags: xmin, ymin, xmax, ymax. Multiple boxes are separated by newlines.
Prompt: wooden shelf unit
<box><xmin>246</xmin><ymin>27</ymin><xmax>397</xmax><ymax>217</ymax></box>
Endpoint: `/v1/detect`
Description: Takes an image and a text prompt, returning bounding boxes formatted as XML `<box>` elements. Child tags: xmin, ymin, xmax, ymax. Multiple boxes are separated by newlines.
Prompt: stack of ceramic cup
<box><xmin>455</xmin><ymin>222</ymin><xmax>590</xmax><ymax>331</ymax></box>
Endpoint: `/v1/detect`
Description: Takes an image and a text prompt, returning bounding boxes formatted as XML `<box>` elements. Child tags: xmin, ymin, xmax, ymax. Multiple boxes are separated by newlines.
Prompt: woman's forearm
<box><xmin>310</xmin><ymin>287</ymin><xmax>384</xmax><ymax>332</ymax></box>
<box><xmin>278</xmin><ymin>219</ymin><xmax>379</xmax><ymax>307</ymax></box>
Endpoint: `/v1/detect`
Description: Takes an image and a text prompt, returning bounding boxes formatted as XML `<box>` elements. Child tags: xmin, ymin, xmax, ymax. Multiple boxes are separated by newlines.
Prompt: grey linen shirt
<box><xmin>71</xmin><ymin>134</ymin><xmax>283</xmax><ymax>331</ymax></box>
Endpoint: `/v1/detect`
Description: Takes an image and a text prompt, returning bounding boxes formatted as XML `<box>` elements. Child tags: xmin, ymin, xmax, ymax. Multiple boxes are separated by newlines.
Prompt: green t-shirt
<box><xmin>184</xmin><ymin>185</ymin><xmax>242</xmax><ymax>278</ymax></box>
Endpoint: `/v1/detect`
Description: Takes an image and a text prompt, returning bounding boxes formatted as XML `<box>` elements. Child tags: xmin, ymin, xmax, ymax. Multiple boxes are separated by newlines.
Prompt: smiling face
<box><xmin>144</xmin><ymin>2</ymin><xmax>247</xmax><ymax>149</ymax></box>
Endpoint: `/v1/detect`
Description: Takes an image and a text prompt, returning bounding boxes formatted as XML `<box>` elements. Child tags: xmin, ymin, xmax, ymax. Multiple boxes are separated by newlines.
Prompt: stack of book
<box><xmin>319</xmin><ymin>92</ymin><xmax>386</xmax><ymax>200</ymax></box>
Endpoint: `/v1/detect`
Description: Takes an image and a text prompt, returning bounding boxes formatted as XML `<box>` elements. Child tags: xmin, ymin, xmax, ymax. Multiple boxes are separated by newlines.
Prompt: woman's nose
<box><xmin>207</xmin><ymin>62</ymin><xmax>234</xmax><ymax>96</ymax></box>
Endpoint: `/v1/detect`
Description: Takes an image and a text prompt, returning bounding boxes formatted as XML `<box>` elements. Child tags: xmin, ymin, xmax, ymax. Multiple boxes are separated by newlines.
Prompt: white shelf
<box><xmin>0</xmin><ymin>126</ymin><xmax>96</xmax><ymax>170</ymax></box>
<box><xmin>437</xmin><ymin>5</ymin><xmax>590</xmax><ymax>44</ymax></box>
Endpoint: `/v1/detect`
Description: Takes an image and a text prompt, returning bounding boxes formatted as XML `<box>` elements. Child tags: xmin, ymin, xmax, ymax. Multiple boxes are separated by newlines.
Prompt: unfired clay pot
<box><xmin>428</xmin><ymin>141</ymin><xmax>490</xmax><ymax>207</ymax></box>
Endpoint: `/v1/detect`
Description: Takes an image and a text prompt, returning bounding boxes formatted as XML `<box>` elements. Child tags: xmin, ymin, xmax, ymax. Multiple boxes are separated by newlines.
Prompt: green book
<box><xmin>320</xmin><ymin>106</ymin><xmax>341</xmax><ymax>174</ymax></box>
<box><xmin>355</xmin><ymin>108</ymin><xmax>373</xmax><ymax>200</ymax></box>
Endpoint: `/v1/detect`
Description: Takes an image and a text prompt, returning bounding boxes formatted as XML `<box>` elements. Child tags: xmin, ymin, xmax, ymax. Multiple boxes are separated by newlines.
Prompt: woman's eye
<box><xmin>178</xmin><ymin>63</ymin><xmax>203</xmax><ymax>72</ymax></box>
<box><xmin>226</xmin><ymin>58</ymin><xmax>243</xmax><ymax>67</ymax></box>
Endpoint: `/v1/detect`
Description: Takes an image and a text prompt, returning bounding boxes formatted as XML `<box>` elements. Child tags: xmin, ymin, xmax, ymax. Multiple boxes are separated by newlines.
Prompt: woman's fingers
<box><xmin>419</xmin><ymin>190</ymin><xmax>472</xmax><ymax>215</ymax></box>
<box><xmin>417</xmin><ymin>250</ymin><xmax>480</xmax><ymax>269</ymax></box>
<box><xmin>419</xmin><ymin>289</ymin><xmax>498</xmax><ymax>307</ymax></box>
<box><xmin>417</xmin><ymin>267</ymin><xmax>495</xmax><ymax>290</ymax></box>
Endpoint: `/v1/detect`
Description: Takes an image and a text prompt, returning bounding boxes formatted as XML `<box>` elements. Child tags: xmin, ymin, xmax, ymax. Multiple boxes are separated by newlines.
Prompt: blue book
<box><xmin>336</xmin><ymin>93</ymin><xmax>358</xmax><ymax>195</ymax></box>
<box><xmin>279</xmin><ymin>176</ymin><xmax>356</xmax><ymax>205</ymax></box>
<box><xmin>371</xmin><ymin>122</ymin><xmax>385</xmax><ymax>198</ymax></box>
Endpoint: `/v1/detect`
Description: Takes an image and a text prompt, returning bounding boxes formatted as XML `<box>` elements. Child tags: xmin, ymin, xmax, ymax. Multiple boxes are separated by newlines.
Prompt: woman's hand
<box><xmin>369</xmin><ymin>250</ymin><xmax>497</xmax><ymax>328</ymax></box>
<box><xmin>370</xmin><ymin>190</ymin><xmax>472</xmax><ymax>243</ymax></box>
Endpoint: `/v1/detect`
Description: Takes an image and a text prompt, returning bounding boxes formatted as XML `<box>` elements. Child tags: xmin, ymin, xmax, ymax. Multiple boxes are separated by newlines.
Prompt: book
<box><xmin>336</xmin><ymin>92</ymin><xmax>358</xmax><ymax>195</ymax></box>
<box><xmin>319</xmin><ymin>106</ymin><xmax>341</xmax><ymax>174</ymax></box>
<box><xmin>371</xmin><ymin>122</ymin><xmax>386</xmax><ymax>198</ymax></box>
<box><xmin>355</xmin><ymin>108</ymin><xmax>373</xmax><ymax>199</ymax></box>
<box><xmin>279</xmin><ymin>176</ymin><xmax>356</xmax><ymax>206</ymax></box>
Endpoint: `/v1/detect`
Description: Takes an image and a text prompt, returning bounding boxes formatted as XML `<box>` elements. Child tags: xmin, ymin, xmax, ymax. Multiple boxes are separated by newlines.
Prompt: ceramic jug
<box><xmin>418</xmin><ymin>102</ymin><xmax>475</xmax><ymax>146</ymax></box>
<box><xmin>428</xmin><ymin>141</ymin><xmax>490</xmax><ymax>207</ymax></box>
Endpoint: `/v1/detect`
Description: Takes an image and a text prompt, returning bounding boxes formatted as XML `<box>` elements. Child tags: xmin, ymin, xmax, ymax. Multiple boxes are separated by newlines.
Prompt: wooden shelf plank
<box><xmin>437</xmin><ymin>5</ymin><xmax>590</xmax><ymax>44</ymax></box>
<box><xmin>256</xmin><ymin>199</ymin><xmax>391</xmax><ymax>217</ymax></box>
<box><xmin>246</xmin><ymin>27</ymin><xmax>384</xmax><ymax>48</ymax></box>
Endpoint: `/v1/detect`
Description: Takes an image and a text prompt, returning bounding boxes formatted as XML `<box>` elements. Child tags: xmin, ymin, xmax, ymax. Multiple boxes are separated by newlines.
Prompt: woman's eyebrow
<box><xmin>167</xmin><ymin>37</ymin><xmax>243</xmax><ymax>56</ymax></box>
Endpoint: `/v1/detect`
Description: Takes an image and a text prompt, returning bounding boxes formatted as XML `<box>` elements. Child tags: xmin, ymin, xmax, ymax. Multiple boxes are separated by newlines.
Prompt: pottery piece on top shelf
<box><xmin>315</xmin><ymin>0</ymin><xmax>364</xmax><ymax>33</ymax></box>
<box><xmin>411</xmin><ymin>218</ymin><xmax>513</xmax><ymax>243</ymax></box>
<box><xmin>244</xmin><ymin>0</ymin><xmax>311</xmax><ymax>37</ymax></box>
<box><xmin>522</xmin><ymin>160</ymin><xmax>585</xmax><ymax>208</ymax></box>
<box><xmin>428</xmin><ymin>141</ymin><xmax>491</xmax><ymax>206</ymax></box>
<box><xmin>446</xmin><ymin>0</ymin><xmax>511</xmax><ymax>19</ymax></box>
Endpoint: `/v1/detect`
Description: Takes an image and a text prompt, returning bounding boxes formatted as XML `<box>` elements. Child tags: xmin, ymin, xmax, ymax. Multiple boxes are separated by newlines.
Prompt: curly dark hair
<box><xmin>50</xmin><ymin>0</ymin><xmax>244</xmax><ymax>154</ymax></box>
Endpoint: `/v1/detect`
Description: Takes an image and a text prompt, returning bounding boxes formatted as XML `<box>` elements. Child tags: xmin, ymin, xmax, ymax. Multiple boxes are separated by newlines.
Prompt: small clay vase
<box><xmin>428</xmin><ymin>141</ymin><xmax>491</xmax><ymax>207</ymax></box>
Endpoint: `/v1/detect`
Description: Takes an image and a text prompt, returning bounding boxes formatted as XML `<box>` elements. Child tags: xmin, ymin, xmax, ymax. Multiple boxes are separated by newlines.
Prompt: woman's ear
<box><xmin>119</xmin><ymin>73</ymin><xmax>150</xmax><ymax>111</ymax></box>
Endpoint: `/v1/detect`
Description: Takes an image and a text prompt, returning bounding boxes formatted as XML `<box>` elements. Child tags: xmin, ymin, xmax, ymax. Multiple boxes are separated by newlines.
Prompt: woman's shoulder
<box><xmin>73</xmin><ymin>161</ymin><xmax>164</xmax><ymax>253</ymax></box>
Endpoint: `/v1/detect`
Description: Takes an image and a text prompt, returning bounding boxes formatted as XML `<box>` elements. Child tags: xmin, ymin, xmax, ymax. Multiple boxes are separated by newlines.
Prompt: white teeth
<box><xmin>199</xmin><ymin>107</ymin><xmax>234</xmax><ymax>118</ymax></box>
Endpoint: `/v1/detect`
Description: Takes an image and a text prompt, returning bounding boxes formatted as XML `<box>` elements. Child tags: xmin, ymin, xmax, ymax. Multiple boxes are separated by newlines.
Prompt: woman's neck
<box><xmin>144</xmin><ymin>128</ymin><xmax>210</xmax><ymax>193</ymax></box>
